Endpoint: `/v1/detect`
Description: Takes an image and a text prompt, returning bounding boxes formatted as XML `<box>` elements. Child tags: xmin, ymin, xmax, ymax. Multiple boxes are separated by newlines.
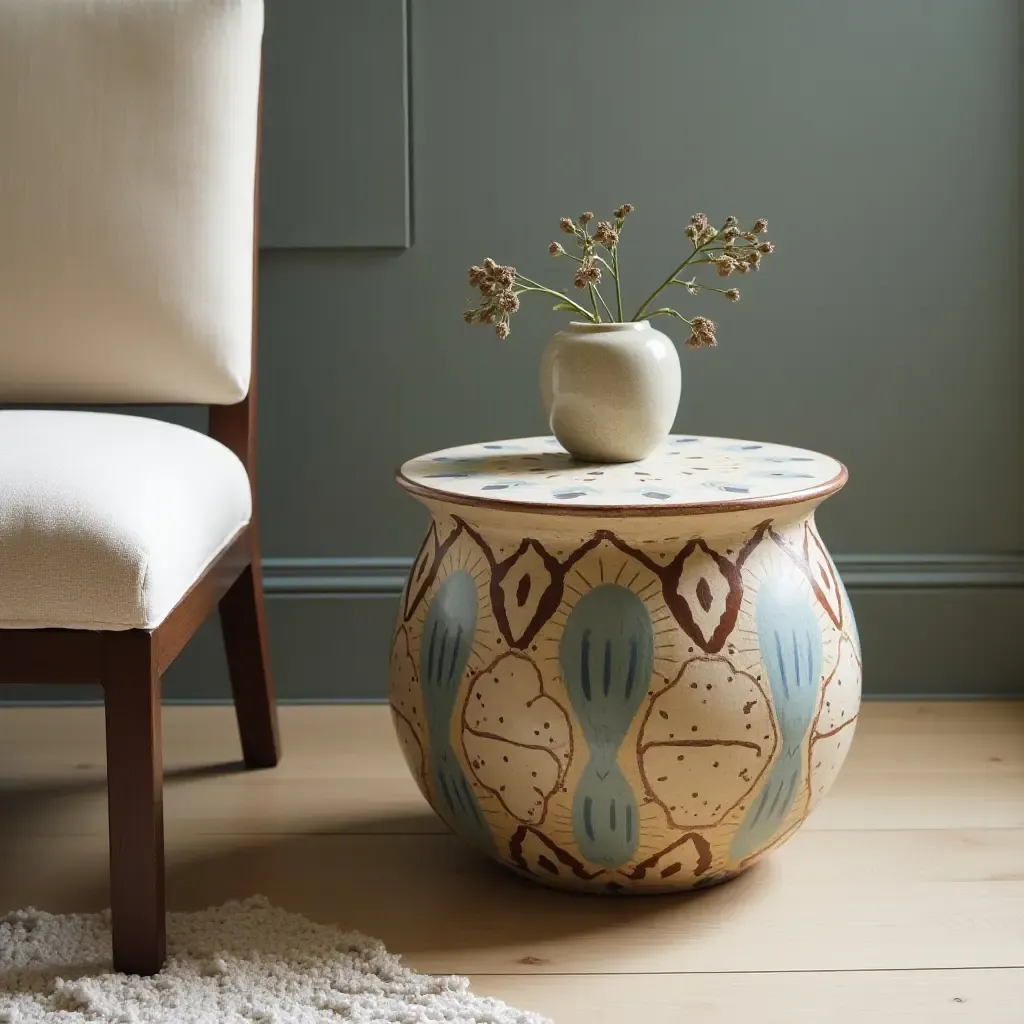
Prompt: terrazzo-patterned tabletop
<box><xmin>398</xmin><ymin>436</ymin><xmax>846</xmax><ymax>514</ymax></box>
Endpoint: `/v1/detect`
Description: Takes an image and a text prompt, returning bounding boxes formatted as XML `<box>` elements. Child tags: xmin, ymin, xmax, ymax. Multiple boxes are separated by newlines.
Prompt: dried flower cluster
<box><xmin>463</xmin><ymin>258</ymin><xmax>520</xmax><ymax>338</ymax></box>
<box><xmin>464</xmin><ymin>206</ymin><xmax>775</xmax><ymax>347</ymax></box>
<box><xmin>553</xmin><ymin>206</ymin><xmax>634</xmax><ymax>316</ymax></box>
<box><xmin>684</xmin><ymin>316</ymin><xmax>718</xmax><ymax>349</ymax></box>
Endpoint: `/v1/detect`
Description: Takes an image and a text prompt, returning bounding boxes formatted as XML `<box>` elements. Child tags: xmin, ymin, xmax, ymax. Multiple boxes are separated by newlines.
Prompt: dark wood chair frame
<box><xmin>0</xmin><ymin>74</ymin><xmax>276</xmax><ymax>976</ymax></box>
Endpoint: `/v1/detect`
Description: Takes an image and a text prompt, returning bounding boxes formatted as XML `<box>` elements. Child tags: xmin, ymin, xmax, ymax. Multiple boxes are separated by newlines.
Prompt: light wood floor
<box><xmin>1</xmin><ymin>702</ymin><xmax>1021</xmax><ymax>1022</ymax></box>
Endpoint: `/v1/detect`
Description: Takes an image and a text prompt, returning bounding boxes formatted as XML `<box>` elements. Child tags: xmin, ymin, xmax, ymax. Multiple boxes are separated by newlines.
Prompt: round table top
<box><xmin>397</xmin><ymin>436</ymin><xmax>846</xmax><ymax>516</ymax></box>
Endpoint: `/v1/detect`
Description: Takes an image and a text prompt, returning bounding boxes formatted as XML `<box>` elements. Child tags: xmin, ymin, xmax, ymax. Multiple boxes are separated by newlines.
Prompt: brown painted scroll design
<box><xmin>621</xmin><ymin>831</ymin><xmax>713</xmax><ymax>880</ymax></box>
<box><xmin>509</xmin><ymin>824</ymin><xmax>606</xmax><ymax>881</ymax></box>
<box><xmin>602</xmin><ymin>520</ymin><xmax>772</xmax><ymax>654</ymax></box>
<box><xmin>388</xmin><ymin>625</ymin><xmax>428</xmax><ymax>785</ymax></box>
<box><xmin>402</xmin><ymin>519</ymin><xmax>465</xmax><ymax>622</ymax></box>
<box><xmin>803</xmin><ymin>634</ymin><xmax>861</xmax><ymax>816</ymax></box>
<box><xmin>635</xmin><ymin>655</ymin><xmax>779</xmax><ymax>830</ymax></box>
<box><xmin>490</xmin><ymin>538</ymin><xmax>567</xmax><ymax>649</ymax></box>
<box><xmin>460</xmin><ymin>650</ymin><xmax>574</xmax><ymax>825</ymax></box>
<box><xmin>452</xmin><ymin>518</ymin><xmax>773</xmax><ymax>654</ymax></box>
<box><xmin>769</xmin><ymin>521</ymin><xmax>844</xmax><ymax>631</ymax></box>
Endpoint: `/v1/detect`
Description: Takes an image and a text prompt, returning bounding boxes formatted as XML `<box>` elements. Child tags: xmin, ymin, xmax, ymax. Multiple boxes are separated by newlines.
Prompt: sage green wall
<box><xmin>8</xmin><ymin>0</ymin><xmax>1022</xmax><ymax>702</ymax></box>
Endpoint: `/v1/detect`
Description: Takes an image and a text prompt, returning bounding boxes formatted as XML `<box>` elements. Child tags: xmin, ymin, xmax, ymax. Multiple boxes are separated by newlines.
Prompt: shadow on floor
<box><xmin>0</xmin><ymin>765</ymin><xmax>765</xmax><ymax>968</ymax></box>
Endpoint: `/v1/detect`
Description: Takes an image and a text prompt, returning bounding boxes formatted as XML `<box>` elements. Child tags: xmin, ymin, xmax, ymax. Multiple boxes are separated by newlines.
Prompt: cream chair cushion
<box><xmin>0</xmin><ymin>411</ymin><xmax>252</xmax><ymax>631</ymax></box>
<box><xmin>0</xmin><ymin>0</ymin><xmax>263</xmax><ymax>404</ymax></box>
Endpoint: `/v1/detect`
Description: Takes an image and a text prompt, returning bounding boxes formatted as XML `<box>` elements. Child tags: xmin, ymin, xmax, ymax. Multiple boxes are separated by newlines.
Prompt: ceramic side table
<box><xmin>389</xmin><ymin>436</ymin><xmax>861</xmax><ymax>893</ymax></box>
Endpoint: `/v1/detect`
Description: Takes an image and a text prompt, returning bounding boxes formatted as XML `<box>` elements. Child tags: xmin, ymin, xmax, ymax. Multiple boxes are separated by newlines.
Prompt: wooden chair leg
<box><xmin>103</xmin><ymin>632</ymin><xmax>165</xmax><ymax>975</ymax></box>
<box><xmin>221</xmin><ymin>557</ymin><xmax>280</xmax><ymax>769</ymax></box>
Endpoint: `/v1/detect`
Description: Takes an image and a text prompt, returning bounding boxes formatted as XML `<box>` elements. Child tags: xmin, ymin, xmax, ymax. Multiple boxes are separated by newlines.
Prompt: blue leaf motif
<box><xmin>560</xmin><ymin>584</ymin><xmax>654</xmax><ymax>867</ymax></box>
<box><xmin>731</xmin><ymin>573</ymin><xmax>822</xmax><ymax>860</ymax></box>
<box><xmin>420</xmin><ymin>570</ymin><xmax>492</xmax><ymax>850</ymax></box>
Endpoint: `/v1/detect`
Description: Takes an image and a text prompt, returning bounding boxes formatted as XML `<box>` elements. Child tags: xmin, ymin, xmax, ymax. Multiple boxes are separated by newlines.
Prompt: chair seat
<box><xmin>0</xmin><ymin>410</ymin><xmax>252</xmax><ymax>630</ymax></box>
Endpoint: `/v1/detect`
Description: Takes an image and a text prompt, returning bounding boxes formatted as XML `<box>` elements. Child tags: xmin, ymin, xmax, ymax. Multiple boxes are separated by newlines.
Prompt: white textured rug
<box><xmin>0</xmin><ymin>896</ymin><xmax>550</xmax><ymax>1023</ymax></box>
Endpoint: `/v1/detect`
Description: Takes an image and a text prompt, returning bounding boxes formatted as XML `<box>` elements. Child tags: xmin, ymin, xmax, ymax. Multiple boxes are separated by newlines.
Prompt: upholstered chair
<box><xmin>0</xmin><ymin>0</ymin><xmax>275</xmax><ymax>975</ymax></box>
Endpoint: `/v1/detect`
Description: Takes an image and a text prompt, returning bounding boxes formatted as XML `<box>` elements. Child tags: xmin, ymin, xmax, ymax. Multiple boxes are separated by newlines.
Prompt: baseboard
<box><xmin>262</xmin><ymin>553</ymin><xmax>1024</xmax><ymax>597</ymax></box>
<box><xmin>2</xmin><ymin>554</ymin><xmax>1021</xmax><ymax>703</ymax></box>
<box><xmin>263</xmin><ymin>557</ymin><xmax>411</xmax><ymax>596</ymax></box>
<box><xmin>831</xmin><ymin>553</ymin><xmax>1024</xmax><ymax>589</ymax></box>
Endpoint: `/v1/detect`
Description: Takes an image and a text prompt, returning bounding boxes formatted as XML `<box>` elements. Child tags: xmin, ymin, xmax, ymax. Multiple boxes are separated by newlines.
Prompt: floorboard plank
<box><xmin>1</xmin><ymin>704</ymin><xmax>1021</xmax><ymax>837</ymax></box>
<box><xmin>1</xmin><ymin>828</ymin><xmax>1021</xmax><ymax>976</ymax></box>
<box><xmin>468</xmin><ymin>969</ymin><xmax>1024</xmax><ymax>1023</ymax></box>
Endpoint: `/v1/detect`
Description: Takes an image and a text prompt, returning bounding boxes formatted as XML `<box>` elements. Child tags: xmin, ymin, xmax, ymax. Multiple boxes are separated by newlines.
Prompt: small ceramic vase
<box><xmin>540</xmin><ymin>321</ymin><xmax>681</xmax><ymax>463</ymax></box>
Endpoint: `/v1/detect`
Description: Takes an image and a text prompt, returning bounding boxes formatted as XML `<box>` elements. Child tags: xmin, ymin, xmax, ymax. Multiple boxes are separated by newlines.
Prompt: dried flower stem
<box><xmin>673</xmin><ymin>279</ymin><xmax>738</xmax><ymax>300</ymax></box>
<box><xmin>631</xmin><ymin>223</ymin><xmax>725</xmax><ymax>320</ymax></box>
<box><xmin>515</xmin><ymin>283</ymin><xmax>594</xmax><ymax>320</ymax></box>
<box><xmin>566</xmin><ymin>247</ymin><xmax>621</xmax><ymax>319</ymax></box>
<box><xmin>612</xmin><ymin>247</ymin><xmax>624</xmax><ymax>321</ymax></box>
<box><xmin>564</xmin><ymin>252</ymin><xmax>620</xmax><ymax>320</ymax></box>
<box><xmin>558</xmin><ymin>249</ymin><xmax>614</xmax><ymax>275</ymax></box>
<box><xmin>592</xmin><ymin>283</ymin><xmax>615</xmax><ymax>321</ymax></box>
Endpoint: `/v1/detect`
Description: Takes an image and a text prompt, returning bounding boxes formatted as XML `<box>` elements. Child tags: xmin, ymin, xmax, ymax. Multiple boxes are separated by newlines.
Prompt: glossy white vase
<box><xmin>540</xmin><ymin>321</ymin><xmax>681</xmax><ymax>463</ymax></box>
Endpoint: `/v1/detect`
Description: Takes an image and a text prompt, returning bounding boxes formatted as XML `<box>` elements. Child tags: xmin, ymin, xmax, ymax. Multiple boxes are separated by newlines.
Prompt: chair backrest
<box><xmin>0</xmin><ymin>0</ymin><xmax>264</xmax><ymax>405</ymax></box>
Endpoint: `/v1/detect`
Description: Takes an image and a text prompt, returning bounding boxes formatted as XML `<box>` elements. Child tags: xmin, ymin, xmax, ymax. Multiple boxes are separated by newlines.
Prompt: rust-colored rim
<box><xmin>395</xmin><ymin>462</ymin><xmax>848</xmax><ymax>519</ymax></box>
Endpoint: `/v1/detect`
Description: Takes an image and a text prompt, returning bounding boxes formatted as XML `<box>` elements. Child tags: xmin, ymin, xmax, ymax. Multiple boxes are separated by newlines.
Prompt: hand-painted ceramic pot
<box><xmin>390</xmin><ymin>436</ymin><xmax>861</xmax><ymax>893</ymax></box>
<box><xmin>540</xmin><ymin>321</ymin><xmax>680</xmax><ymax>463</ymax></box>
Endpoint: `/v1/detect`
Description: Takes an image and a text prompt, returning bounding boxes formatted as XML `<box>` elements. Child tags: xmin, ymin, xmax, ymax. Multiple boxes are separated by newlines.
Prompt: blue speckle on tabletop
<box><xmin>481</xmin><ymin>484</ymin><xmax>510</xmax><ymax>490</ymax></box>
<box><xmin>642</xmin><ymin>491</ymin><xmax>672</xmax><ymax>500</ymax></box>
<box><xmin>554</xmin><ymin>491</ymin><xmax>587</xmax><ymax>499</ymax></box>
